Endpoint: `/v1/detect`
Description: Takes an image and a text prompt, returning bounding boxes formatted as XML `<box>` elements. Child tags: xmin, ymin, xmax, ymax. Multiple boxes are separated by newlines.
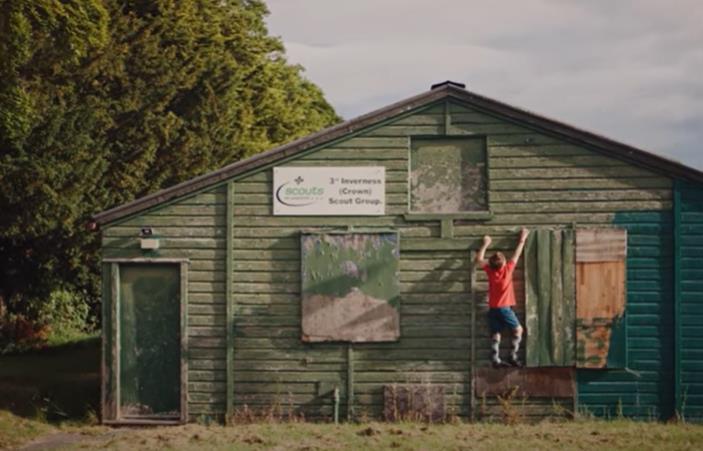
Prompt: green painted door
<box><xmin>119</xmin><ymin>263</ymin><xmax>181</xmax><ymax>418</ymax></box>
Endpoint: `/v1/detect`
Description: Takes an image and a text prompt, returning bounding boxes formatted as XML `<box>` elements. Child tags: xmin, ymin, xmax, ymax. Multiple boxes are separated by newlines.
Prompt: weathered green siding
<box><xmin>577</xmin><ymin>211</ymin><xmax>674</xmax><ymax>419</ymax></box>
<box><xmin>679</xmin><ymin>181</ymin><xmax>703</xmax><ymax>420</ymax></box>
<box><xmin>228</xmin><ymin>100</ymin><xmax>672</xmax><ymax>421</ymax></box>
<box><xmin>100</xmin><ymin>98</ymin><xmax>681</xmax><ymax>422</ymax></box>
<box><xmin>102</xmin><ymin>187</ymin><xmax>227</xmax><ymax>420</ymax></box>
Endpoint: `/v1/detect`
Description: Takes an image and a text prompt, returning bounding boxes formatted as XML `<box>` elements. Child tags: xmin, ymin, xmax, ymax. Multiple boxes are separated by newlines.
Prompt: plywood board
<box><xmin>474</xmin><ymin>367</ymin><xmax>575</xmax><ymax>398</ymax></box>
<box><xmin>576</xmin><ymin>260</ymin><xmax>627</xmax><ymax>368</ymax></box>
<box><xmin>301</xmin><ymin>232</ymin><xmax>400</xmax><ymax>342</ymax></box>
<box><xmin>409</xmin><ymin>138</ymin><xmax>487</xmax><ymax>213</ymax></box>
<box><xmin>383</xmin><ymin>385</ymin><xmax>445</xmax><ymax>422</ymax></box>
<box><xmin>576</xmin><ymin>228</ymin><xmax>627</xmax><ymax>262</ymax></box>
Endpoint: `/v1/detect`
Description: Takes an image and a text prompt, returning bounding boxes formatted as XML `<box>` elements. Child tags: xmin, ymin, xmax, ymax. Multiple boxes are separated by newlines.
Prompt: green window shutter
<box><xmin>525</xmin><ymin>229</ymin><xmax>576</xmax><ymax>367</ymax></box>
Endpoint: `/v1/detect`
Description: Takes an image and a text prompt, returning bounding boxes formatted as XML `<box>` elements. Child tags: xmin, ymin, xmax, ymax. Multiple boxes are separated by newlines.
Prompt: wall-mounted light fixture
<box><xmin>139</xmin><ymin>227</ymin><xmax>159</xmax><ymax>250</ymax></box>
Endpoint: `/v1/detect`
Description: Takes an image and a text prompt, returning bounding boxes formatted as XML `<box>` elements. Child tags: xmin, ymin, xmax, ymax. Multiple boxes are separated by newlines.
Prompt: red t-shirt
<box><xmin>483</xmin><ymin>260</ymin><xmax>516</xmax><ymax>308</ymax></box>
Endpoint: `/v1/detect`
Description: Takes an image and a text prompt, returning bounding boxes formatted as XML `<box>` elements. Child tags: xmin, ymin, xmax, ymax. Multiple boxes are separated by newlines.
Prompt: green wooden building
<box><xmin>93</xmin><ymin>81</ymin><xmax>703</xmax><ymax>424</ymax></box>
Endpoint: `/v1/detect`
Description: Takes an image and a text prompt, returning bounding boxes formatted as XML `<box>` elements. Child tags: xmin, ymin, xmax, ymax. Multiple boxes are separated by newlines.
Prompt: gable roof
<box><xmin>93</xmin><ymin>81</ymin><xmax>703</xmax><ymax>225</ymax></box>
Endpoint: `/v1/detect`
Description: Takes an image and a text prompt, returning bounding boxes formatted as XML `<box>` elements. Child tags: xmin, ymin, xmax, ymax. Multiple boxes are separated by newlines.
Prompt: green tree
<box><xmin>0</xmin><ymin>0</ymin><xmax>339</xmax><ymax>321</ymax></box>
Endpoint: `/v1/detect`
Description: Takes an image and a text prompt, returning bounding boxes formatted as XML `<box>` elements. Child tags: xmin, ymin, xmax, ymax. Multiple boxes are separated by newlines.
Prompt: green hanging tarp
<box><xmin>525</xmin><ymin>229</ymin><xmax>576</xmax><ymax>367</ymax></box>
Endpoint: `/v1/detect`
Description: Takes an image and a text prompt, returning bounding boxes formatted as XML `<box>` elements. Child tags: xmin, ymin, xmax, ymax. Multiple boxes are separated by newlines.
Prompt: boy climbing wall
<box><xmin>475</xmin><ymin>228</ymin><xmax>529</xmax><ymax>368</ymax></box>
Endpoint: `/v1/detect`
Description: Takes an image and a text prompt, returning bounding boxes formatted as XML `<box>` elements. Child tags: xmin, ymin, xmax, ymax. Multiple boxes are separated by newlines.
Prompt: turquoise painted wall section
<box><xmin>577</xmin><ymin>211</ymin><xmax>674</xmax><ymax>419</ymax></box>
<box><xmin>679</xmin><ymin>181</ymin><xmax>703</xmax><ymax>420</ymax></box>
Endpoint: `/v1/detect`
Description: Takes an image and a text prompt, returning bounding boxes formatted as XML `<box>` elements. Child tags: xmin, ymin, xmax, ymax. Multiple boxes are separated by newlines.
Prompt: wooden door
<box><xmin>118</xmin><ymin>263</ymin><xmax>182</xmax><ymax>419</ymax></box>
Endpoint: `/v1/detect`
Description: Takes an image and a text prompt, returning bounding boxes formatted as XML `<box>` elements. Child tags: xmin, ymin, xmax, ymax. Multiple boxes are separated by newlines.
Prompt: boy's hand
<box><xmin>519</xmin><ymin>228</ymin><xmax>529</xmax><ymax>243</ymax></box>
<box><xmin>483</xmin><ymin>235</ymin><xmax>492</xmax><ymax>247</ymax></box>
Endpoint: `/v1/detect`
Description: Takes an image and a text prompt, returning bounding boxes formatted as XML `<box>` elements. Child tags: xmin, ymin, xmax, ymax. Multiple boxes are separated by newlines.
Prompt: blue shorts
<box><xmin>488</xmin><ymin>307</ymin><xmax>521</xmax><ymax>334</ymax></box>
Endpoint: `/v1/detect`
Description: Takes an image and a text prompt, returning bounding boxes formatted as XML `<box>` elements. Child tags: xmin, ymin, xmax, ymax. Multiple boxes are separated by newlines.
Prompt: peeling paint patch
<box><xmin>301</xmin><ymin>232</ymin><xmax>400</xmax><ymax>342</ymax></box>
<box><xmin>575</xmin><ymin>259</ymin><xmax>627</xmax><ymax>368</ymax></box>
<box><xmin>410</xmin><ymin>138</ymin><xmax>487</xmax><ymax>213</ymax></box>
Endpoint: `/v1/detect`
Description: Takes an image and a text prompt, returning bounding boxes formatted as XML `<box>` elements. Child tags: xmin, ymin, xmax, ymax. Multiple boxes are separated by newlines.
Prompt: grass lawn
<box><xmin>0</xmin><ymin>410</ymin><xmax>53</xmax><ymax>449</ymax></box>
<box><xmin>1</xmin><ymin>338</ymin><xmax>703</xmax><ymax>450</ymax></box>
<box><xmin>1</xmin><ymin>414</ymin><xmax>703</xmax><ymax>450</ymax></box>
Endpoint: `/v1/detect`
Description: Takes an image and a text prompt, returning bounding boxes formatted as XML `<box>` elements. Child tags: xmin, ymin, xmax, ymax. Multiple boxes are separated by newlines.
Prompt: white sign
<box><xmin>273</xmin><ymin>167</ymin><xmax>385</xmax><ymax>215</ymax></box>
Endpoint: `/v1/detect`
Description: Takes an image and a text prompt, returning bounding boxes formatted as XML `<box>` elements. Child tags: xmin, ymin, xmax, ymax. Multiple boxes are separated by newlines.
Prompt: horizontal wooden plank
<box><xmin>490</xmin><ymin>166</ymin><xmax>657</xmax><ymax>180</ymax></box>
<box><xmin>364</xmin><ymin>124</ymin><xmax>443</xmax><ymax>136</ymax></box>
<box><xmin>282</xmin><ymin>159</ymin><xmax>408</xmax><ymax>170</ymax></box>
<box><xmin>491</xmin><ymin>177</ymin><xmax>671</xmax><ymax>191</ymax></box>
<box><xmin>488</xmin><ymin>134</ymin><xmax>562</xmax><ymax>146</ymax></box>
<box><xmin>301</xmin><ymin>148</ymin><xmax>408</xmax><ymax>160</ymax></box>
<box><xmin>232</xmin><ymin>250</ymin><xmax>299</xmax><ymax>260</ymax></box>
<box><xmin>492</xmin><ymin>200</ymin><xmax>671</xmax><ymax>213</ymax></box>
<box><xmin>102</xmin><ymin>248</ymin><xmax>226</xmax><ymax>259</ymax></box>
<box><xmin>332</xmin><ymin>137</ymin><xmax>410</xmax><ymax>148</ymax></box>
<box><xmin>491</xmin><ymin>189</ymin><xmax>671</xmax><ymax>202</ymax></box>
<box><xmin>148</xmin><ymin>205</ymin><xmax>225</xmax><ymax>216</ymax></box>
<box><xmin>103</xmin><ymin>237</ymin><xmax>225</xmax><ymax>249</ymax></box>
<box><xmin>118</xmin><ymin>216</ymin><xmax>225</xmax><ymax>227</ymax></box>
<box><xmin>451</xmin><ymin>122</ymin><xmax>531</xmax><ymax>135</ymax></box>
<box><xmin>490</xmin><ymin>155</ymin><xmax>626</xmax><ymax>168</ymax></box>
<box><xmin>390</xmin><ymin>113</ymin><xmax>444</xmax><ymax>126</ymax></box>
<box><xmin>399</xmin><ymin>259</ymin><xmax>469</xmax><ymax>271</ymax></box>
<box><xmin>190</xmin><ymin>293</ymin><xmax>226</xmax><ymax>304</ymax></box>
<box><xmin>450</xmin><ymin>111</ymin><xmax>504</xmax><ymax>124</ymax></box>
<box><xmin>104</xmin><ymin>226</ymin><xmax>226</xmax><ymax>238</ymax></box>
<box><xmin>488</xmin><ymin>144</ymin><xmax>596</xmax><ymax>157</ymax></box>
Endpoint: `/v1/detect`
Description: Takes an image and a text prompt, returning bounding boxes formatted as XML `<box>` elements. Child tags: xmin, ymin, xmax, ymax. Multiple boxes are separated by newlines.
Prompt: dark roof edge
<box><xmin>451</xmin><ymin>89</ymin><xmax>703</xmax><ymax>184</ymax></box>
<box><xmin>94</xmin><ymin>84</ymin><xmax>703</xmax><ymax>225</ymax></box>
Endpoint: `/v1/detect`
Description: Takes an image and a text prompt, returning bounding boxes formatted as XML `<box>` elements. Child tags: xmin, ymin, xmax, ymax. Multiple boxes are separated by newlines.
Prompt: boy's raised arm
<box><xmin>475</xmin><ymin>235</ymin><xmax>491</xmax><ymax>267</ymax></box>
<box><xmin>510</xmin><ymin>228</ymin><xmax>529</xmax><ymax>263</ymax></box>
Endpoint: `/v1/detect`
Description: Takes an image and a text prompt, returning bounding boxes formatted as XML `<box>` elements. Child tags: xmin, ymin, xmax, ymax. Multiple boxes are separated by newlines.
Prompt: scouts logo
<box><xmin>275</xmin><ymin>175</ymin><xmax>325</xmax><ymax>207</ymax></box>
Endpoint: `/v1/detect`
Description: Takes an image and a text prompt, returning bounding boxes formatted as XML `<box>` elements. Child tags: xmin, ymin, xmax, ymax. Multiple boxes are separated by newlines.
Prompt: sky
<box><xmin>265</xmin><ymin>0</ymin><xmax>703</xmax><ymax>170</ymax></box>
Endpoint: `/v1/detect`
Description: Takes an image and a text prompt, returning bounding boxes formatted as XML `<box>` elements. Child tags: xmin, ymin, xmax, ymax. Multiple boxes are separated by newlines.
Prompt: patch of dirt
<box><xmin>20</xmin><ymin>430</ymin><xmax>125</xmax><ymax>450</ymax></box>
<box><xmin>357</xmin><ymin>426</ymin><xmax>381</xmax><ymax>436</ymax></box>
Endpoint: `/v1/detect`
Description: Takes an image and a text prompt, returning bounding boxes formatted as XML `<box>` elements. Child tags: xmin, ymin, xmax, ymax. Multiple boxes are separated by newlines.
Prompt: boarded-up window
<box><xmin>410</xmin><ymin>137</ymin><xmax>487</xmax><ymax>213</ymax></box>
<box><xmin>300</xmin><ymin>231</ymin><xmax>400</xmax><ymax>342</ymax></box>
<box><xmin>523</xmin><ymin>227</ymin><xmax>627</xmax><ymax>369</ymax></box>
<box><xmin>575</xmin><ymin>228</ymin><xmax>627</xmax><ymax>368</ymax></box>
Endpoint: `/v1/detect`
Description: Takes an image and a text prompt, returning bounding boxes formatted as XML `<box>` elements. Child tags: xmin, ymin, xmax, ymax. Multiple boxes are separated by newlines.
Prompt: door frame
<box><xmin>102</xmin><ymin>258</ymin><xmax>189</xmax><ymax>425</ymax></box>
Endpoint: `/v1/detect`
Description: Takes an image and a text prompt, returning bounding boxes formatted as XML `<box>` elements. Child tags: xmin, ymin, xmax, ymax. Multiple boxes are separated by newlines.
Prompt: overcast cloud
<box><xmin>265</xmin><ymin>0</ymin><xmax>703</xmax><ymax>170</ymax></box>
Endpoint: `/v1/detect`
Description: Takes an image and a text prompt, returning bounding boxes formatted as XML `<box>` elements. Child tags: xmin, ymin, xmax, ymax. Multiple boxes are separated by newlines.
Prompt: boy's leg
<box><xmin>510</xmin><ymin>325</ymin><xmax>523</xmax><ymax>363</ymax></box>
<box><xmin>491</xmin><ymin>332</ymin><xmax>502</xmax><ymax>365</ymax></box>
<box><xmin>487</xmin><ymin>309</ymin><xmax>503</xmax><ymax>365</ymax></box>
<box><xmin>502</xmin><ymin>308</ymin><xmax>523</xmax><ymax>366</ymax></box>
